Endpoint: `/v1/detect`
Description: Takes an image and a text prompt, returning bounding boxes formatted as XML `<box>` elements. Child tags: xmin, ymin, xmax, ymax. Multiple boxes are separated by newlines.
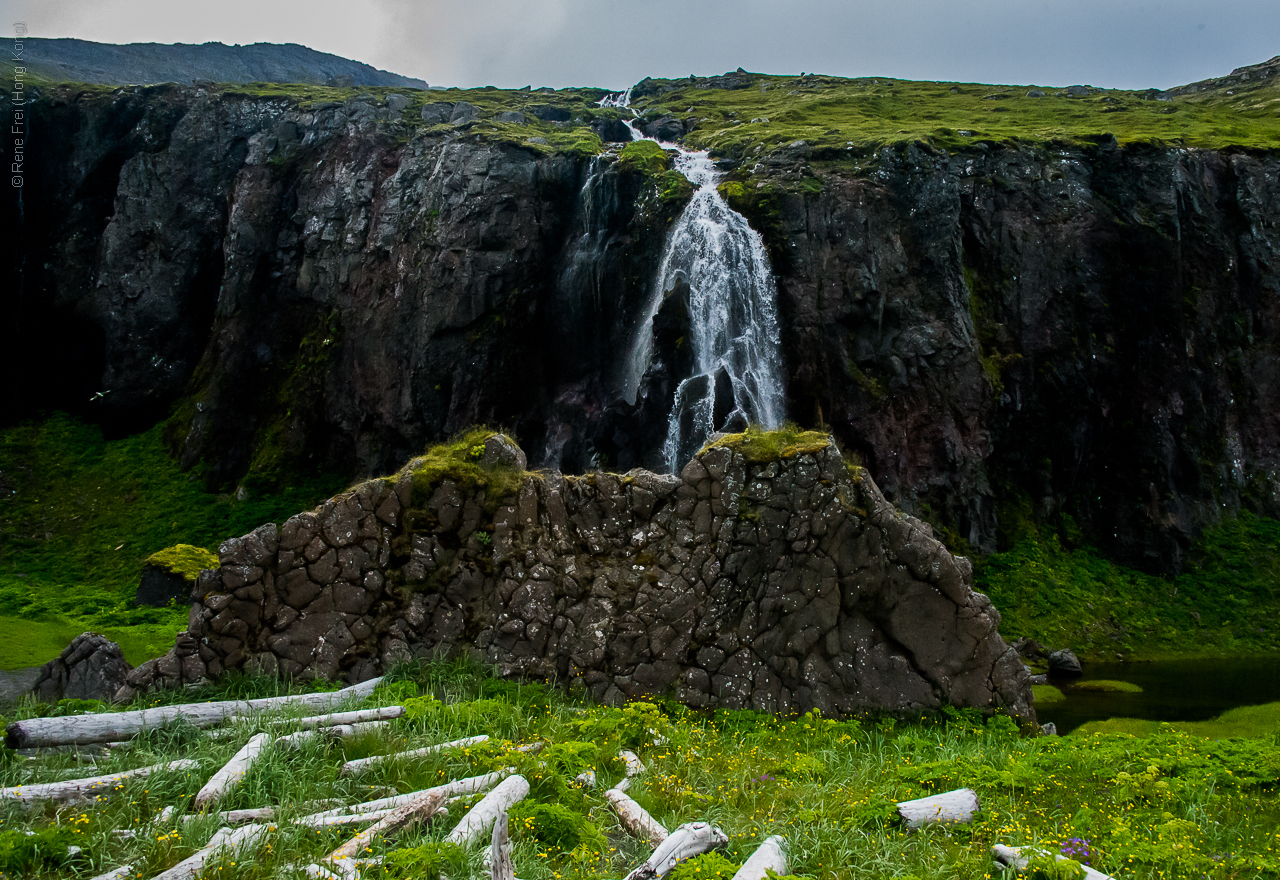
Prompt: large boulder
<box><xmin>136</xmin><ymin>544</ymin><xmax>220</xmax><ymax>607</ymax></box>
<box><xmin>31</xmin><ymin>633</ymin><xmax>133</xmax><ymax>702</ymax></box>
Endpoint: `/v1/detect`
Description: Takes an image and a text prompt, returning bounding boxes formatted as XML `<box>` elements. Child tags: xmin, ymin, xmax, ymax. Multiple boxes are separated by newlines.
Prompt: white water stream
<box><xmin>603</xmin><ymin>92</ymin><xmax>785</xmax><ymax>472</ymax></box>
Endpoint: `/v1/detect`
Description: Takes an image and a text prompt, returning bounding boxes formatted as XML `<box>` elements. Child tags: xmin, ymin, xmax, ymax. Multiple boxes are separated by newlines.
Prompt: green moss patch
<box><xmin>143</xmin><ymin>544</ymin><xmax>220</xmax><ymax>581</ymax></box>
<box><xmin>1032</xmin><ymin>684</ymin><xmax>1067</xmax><ymax>705</ymax></box>
<box><xmin>1073</xmin><ymin>680</ymin><xmax>1144</xmax><ymax>694</ymax></box>
<box><xmin>702</xmin><ymin>425</ymin><xmax>833</xmax><ymax>464</ymax></box>
<box><xmin>409</xmin><ymin>427</ymin><xmax>528</xmax><ymax>510</ymax></box>
<box><xmin>1076</xmin><ymin>701</ymin><xmax>1280</xmax><ymax>739</ymax></box>
<box><xmin>619</xmin><ymin>139</ymin><xmax>672</xmax><ymax>175</ymax></box>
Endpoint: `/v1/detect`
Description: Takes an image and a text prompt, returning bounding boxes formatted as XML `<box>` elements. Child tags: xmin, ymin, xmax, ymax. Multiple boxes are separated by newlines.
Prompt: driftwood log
<box><xmin>5</xmin><ymin>678</ymin><xmax>384</xmax><ymax>749</ymax></box>
<box><xmin>613</xmin><ymin>777</ymin><xmax>633</xmax><ymax>793</ymax></box>
<box><xmin>278</xmin><ymin>720</ymin><xmax>390</xmax><ymax>749</ymax></box>
<box><xmin>490</xmin><ymin>809</ymin><xmax>515</xmax><ymax>880</ymax></box>
<box><xmin>445</xmin><ymin>775</ymin><xmax>530</xmax><ymax>847</ymax></box>
<box><xmin>992</xmin><ymin>844</ymin><xmax>1115</xmax><ymax>879</ymax></box>
<box><xmin>575</xmin><ymin>770</ymin><xmax>597</xmax><ymax>788</ymax></box>
<box><xmin>896</xmin><ymin>788</ymin><xmax>980</xmax><ymax>828</ymax></box>
<box><xmin>302</xmin><ymin>770</ymin><xmax>506</xmax><ymax>826</ymax></box>
<box><xmin>605</xmin><ymin>788</ymin><xmax>668</xmax><ymax>847</ymax></box>
<box><xmin>731</xmin><ymin>836</ymin><xmax>787</xmax><ymax>880</ymax></box>
<box><xmin>624</xmin><ymin>822</ymin><xmax>729</xmax><ymax>880</ymax></box>
<box><xmin>620</xmin><ymin>750</ymin><xmax>646</xmax><ymax>777</ymax></box>
<box><xmin>89</xmin><ymin>866</ymin><xmax>135</xmax><ymax>880</ymax></box>
<box><xmin>0</xmin><ymin>759</ymin><xmax>199</xmax><ymax>805</ymax></box>
<box><xmin>326</xmin><ymin>790</ymin><xmax>446</xmax><ymax>864</ymax></box>
<box><xmin>193</xmin><ymin>733</ymin><xmax>272</xmax><ymax>810</ymax></box>
<box><xmin>339</xmin><ymin>734</ymin><xmax>489</xmax><ymax>776</ymax></box>
<box><xmin>151</xmin><ymin>823</ymin><xmax>270</xmax><ymax>880</ymax></box>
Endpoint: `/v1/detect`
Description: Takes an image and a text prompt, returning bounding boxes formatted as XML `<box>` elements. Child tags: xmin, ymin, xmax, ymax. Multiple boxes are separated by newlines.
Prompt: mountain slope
<box><xmin>22</xmin><ymin>37</ymin><xmax>428</xmax><ymax>88</ymax></box>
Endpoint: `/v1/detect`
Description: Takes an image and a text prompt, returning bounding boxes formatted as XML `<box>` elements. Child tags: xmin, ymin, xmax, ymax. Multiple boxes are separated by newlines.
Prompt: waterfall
<box><xmin>609</xmin><ymin>92</ymin><xmax>786</xmax><ymax>473</ymax></box>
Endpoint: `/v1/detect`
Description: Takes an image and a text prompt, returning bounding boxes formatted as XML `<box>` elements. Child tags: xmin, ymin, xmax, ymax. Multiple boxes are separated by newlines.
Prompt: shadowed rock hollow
<box><xmin>121</xmin><ymin>432</ymin><xmax>1033</xmax><ymax>720</ymax></box>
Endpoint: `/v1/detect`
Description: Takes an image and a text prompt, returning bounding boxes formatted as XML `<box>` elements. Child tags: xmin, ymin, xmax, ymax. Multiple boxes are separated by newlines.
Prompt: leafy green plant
<box><xmin>669</xmin><ymin>852</ymin><xmax>741</xmax><ymax>880</ymax></box>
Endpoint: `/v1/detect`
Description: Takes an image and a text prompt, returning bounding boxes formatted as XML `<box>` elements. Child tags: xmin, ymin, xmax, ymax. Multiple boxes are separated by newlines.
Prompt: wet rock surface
<box><xmin>121</xmin><ymin>440</ymin><xmax>1033</xmax><ymax>720</ymax></box>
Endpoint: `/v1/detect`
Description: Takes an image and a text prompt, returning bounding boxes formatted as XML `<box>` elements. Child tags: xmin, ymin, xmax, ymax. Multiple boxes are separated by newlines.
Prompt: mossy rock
<box><xmin>1071</xmin><ymin>679</ymin><xmax>1143</xmax><ymax>693</ymax></box>
<box><xmin>702</xmin><ymin>424</ymin><xmax>833</xmax><ymax>463</ymax></box>
<box><xmin>409</xmin><ymin>427</ymin><xmax>529</xmax><ymax>511</ymax></box>
<box><xmin>136</xmin><ymin>544</ymin><xmax>219</xmax><ymax>607</ymax></box>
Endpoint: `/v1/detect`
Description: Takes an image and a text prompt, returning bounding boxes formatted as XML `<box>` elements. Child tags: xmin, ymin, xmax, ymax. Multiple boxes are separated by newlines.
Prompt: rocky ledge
<box><xmin>121</xmin><ymin>433</ymin><xmax>1033</xmax><ymax>720</ymax></box>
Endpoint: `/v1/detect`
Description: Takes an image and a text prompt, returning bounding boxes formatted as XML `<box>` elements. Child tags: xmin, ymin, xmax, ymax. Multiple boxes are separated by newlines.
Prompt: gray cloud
<box><xmin>3</xmin><ymin>0</ymin><xmax>1277</xmax><ymax>89</ymax></box>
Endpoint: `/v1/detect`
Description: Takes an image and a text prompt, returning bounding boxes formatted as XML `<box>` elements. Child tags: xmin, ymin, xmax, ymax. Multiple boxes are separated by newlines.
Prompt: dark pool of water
<box><xmin>1034</xmin><ymin>656</ymin><xmax>1280</xmax><ymax>734</ymax></box>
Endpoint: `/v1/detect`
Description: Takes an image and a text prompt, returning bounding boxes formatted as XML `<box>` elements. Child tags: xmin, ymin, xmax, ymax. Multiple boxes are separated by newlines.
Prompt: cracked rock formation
<box><xmin>120</xmin><ymin>436</ymin><xmax>1033</xmax><ymax>720</ymax></box>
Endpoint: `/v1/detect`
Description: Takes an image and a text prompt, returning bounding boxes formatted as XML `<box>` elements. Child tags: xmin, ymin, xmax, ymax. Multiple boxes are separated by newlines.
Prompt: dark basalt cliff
<box><xmin>4</xmin><ymin>82</ymin><xmax>1279</xmax><ymax>573</ymax></box>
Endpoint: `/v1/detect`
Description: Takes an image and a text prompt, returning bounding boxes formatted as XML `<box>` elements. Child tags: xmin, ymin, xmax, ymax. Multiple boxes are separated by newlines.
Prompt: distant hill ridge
<box><xmin>22</xmin><ymin>38</ymin><xmax>428</xmax><ymax>89</ymax></box>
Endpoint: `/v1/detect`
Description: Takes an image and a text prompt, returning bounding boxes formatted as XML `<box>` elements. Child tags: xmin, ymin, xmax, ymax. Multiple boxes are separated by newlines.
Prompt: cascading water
<box><xmin>608</xmin><ymin>92</ymin><xmax>786</xmax><ymax>473</ymax></box>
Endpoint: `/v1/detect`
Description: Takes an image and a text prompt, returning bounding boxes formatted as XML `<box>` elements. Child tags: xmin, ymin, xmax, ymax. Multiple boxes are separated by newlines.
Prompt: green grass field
<box><xmin>1</xmin><ymin>659</ymin><xmax>1278</xmax><ymax>879</ymax></box>
<box><xmin>0</xmin><ymin>413</ymin><xmax>345</xmax><ymax>669</ymax></box>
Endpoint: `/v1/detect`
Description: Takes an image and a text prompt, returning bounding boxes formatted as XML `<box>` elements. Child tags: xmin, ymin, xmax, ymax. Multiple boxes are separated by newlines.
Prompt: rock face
<box><xmin>6</xmin><ymin>84</ymin><xmax>1280</xmax><ymax>573</ymax></box>
<box><xmin>120</xmin><ymin>438</ymin><xmax>1033</xmax><ymax>720</ymax></box>
<box><xmin>32</xmin><ymin>633</ymin><xmax>133</xmax><ymax>702</ymax></box>
<box><xmin>136</xmin><ymin>565</ymin><xmax>190</xmax><ymax>607</ymax></box>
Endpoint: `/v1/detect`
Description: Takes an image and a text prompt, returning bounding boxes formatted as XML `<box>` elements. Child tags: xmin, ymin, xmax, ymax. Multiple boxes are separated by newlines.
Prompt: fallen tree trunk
<box><xmin>300</xmin><ymin>770</ymin><xmax>506</xmax><ymax>822</ymax></box>
<box><xmin>624</xmin><ymin>822</ymin><xmax>728</xmax><ymax>880</ymax></box>
<box><xmin>5</xmin><ymin>678</ymin><xmax>384</xmax><ymax>749</ymax></box>
<box><xmin>289</xmin><ymin>706</ymin><xmax>404</xmax><ymax>729</ymax></box>
<box><xmin>896</xmin><ymin>788</ymin><xmax>980</xmax><ymax>829</ymax></box>
<box><xmin>193</xmin><ymin>733</ymin><xmax>272</xmax><ymax>811</ymax></box>
<box><xmin>731</xmin><ymin>836</ymin><xmax>787</xmax><ymax>880</ymax></box>
<box><xmin>150</xmin><ymin>823</ymin><xmax>270</xmax><ymax>880</ymax></box>
<box><xmin>0</xmin><ymin>759</ymin><xmax>199</xmax><ymax>805</ymax></box>
<box><xmin>445</xmin><ymin>775</ymin><xmax>530</xmax><ymax>847</ymax></box>
<box><xmin>992</xmin><ymin>844</ymin><xmax>1115</xmax><ymax>880</ymax></box>
<box><xmin>490</xmin><ymin>810</ymin><xmax>515</xmax><ymax>880</ymax></box>
<box><xmin>326</xmin><ymin>790</ymin><xmax>446</xmax><ymax>863</ymax></box>
<box><xmin>605</xmin><ymin>788</ymin><xmax>668</xmax><ymax>848</ymax></box>
<box><xmin>339</xmin><ymin>735</ymin><xmax>489</xmax><ymax>776</ymax></box>
<box><xmin>278</xmin><ymin>721</ymin><xmax>390</xmax><ymax>749</ymax></box>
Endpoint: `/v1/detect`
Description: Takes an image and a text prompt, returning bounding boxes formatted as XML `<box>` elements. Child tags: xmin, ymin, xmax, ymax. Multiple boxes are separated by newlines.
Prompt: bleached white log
<box><xmin>193</xmin><ymin>733</ymin><xmax>272</xmax><ymax>810</ymax></box>
<box><xmin>5</xmin><ymin>677</ymin><xmax>384</xmax><ymax>749</ymax></box>
<box><xmin>516</xmin><ymin>741</ymin><xmax>545</xmax><ymax>754</ymax></box>
<box><xmin>157</xmin><ymin>805</ymin><xmax>176</xmax><ymax>824</ymax></box>
<box><xmin>613</xmin><ymin>776</ymin><xmax>632</xmax><ymax>793</ymax></box>
<box><xmin>339</xmin><ymin>735</ymin><xmax>489</xmax><ymax>776</ymax></box>
<box><xmin>490</xmin><ymin>809</ymin><xmax>515</xmax><ymax>880</ymax></box>
<box><xmin>896</xmin><ymin>788</ymin><xmax>980</xmax><ymax>828</ymax></box>
<box><xmin>89</xmin><ymin>866</ymin><xmax>135</xmax><ymax>880</ymax></box>
<box><xmin>620</xmin><ymin>750</ymin><xmax>646</xmax><ymax>776</ymax></box>
<box><xmin>731</xmin><ymin>836</ymin><xmax>787</xmax><ymax>880</ymax></box>
<box><xmin>291</xmin><ymin>706</ymin><xmax>405</xmax><ymax>729</ymax></box>
<box><xmin>278</xmin><ymin>721</ymin><xmax>391</xmax><ymax>749</ymax></box>
<box><xmin>150</xmin><ymin>823</ymin><xmax>270</xmax><ymax>880</ymax></box>
<box><xmin>605</xmin><ymin>788</ymin><xmax>668</xmax><ymax>848</ymax></box>
<box><xmin>992</xmin><ymin>844</ymin><xmax>1115</xmax><ymax>880</ymax></box>
<box><xmin>575</xmin><ymin>770</ymin><xmax>597</xmax><ymax>788</ymax></box>
<box><xmin>445</xmin><ymin>775</ymin><xmax>530</xmax><ymax>847</ymax></box>
<box><xmin>300</xmin><ymin>770</ymin><xmax>506</xmax><ymax>823</ymax></box>
<box><xmin>624</xmin><ymin>822</ymin><xmax>728</xmax><ymax>880</ymax></box>
<box><xmin>327</xmin><ymin>789</ymin><xmax>446</xmax><ymax>863</ymax></box>
<box><xmin>0</xmin><ymin>759</ymin><xmax>199</xmax><ymax>805</ymax></box>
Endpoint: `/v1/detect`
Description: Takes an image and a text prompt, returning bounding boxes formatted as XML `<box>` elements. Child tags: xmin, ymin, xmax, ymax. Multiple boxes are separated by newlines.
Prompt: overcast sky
<box><xmin>4</xmin><ymin>0</ymin><xmax>1278</xmax><ymax>91</ymax></box>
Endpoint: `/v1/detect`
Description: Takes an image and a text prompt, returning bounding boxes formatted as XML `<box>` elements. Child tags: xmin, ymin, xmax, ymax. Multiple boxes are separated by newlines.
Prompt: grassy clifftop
<box><xmin>629</xmin><ymin>65</ymin><xmax>1280</xmax><ymax>157</ymax></box>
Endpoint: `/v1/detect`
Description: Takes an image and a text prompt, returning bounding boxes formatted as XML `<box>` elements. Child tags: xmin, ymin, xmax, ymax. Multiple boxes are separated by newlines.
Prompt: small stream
<box><xmin>1036</xmin><ymin>656</ymin><xmax>1280</xmax><ymax>734</ymax></box>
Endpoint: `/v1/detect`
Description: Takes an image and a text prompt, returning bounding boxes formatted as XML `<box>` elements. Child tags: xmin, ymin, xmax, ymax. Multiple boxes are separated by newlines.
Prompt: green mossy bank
<box><xmin>0</xmin><ymin>413</ymin><xmax>344</xmax><ymax>669</ymax></box>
